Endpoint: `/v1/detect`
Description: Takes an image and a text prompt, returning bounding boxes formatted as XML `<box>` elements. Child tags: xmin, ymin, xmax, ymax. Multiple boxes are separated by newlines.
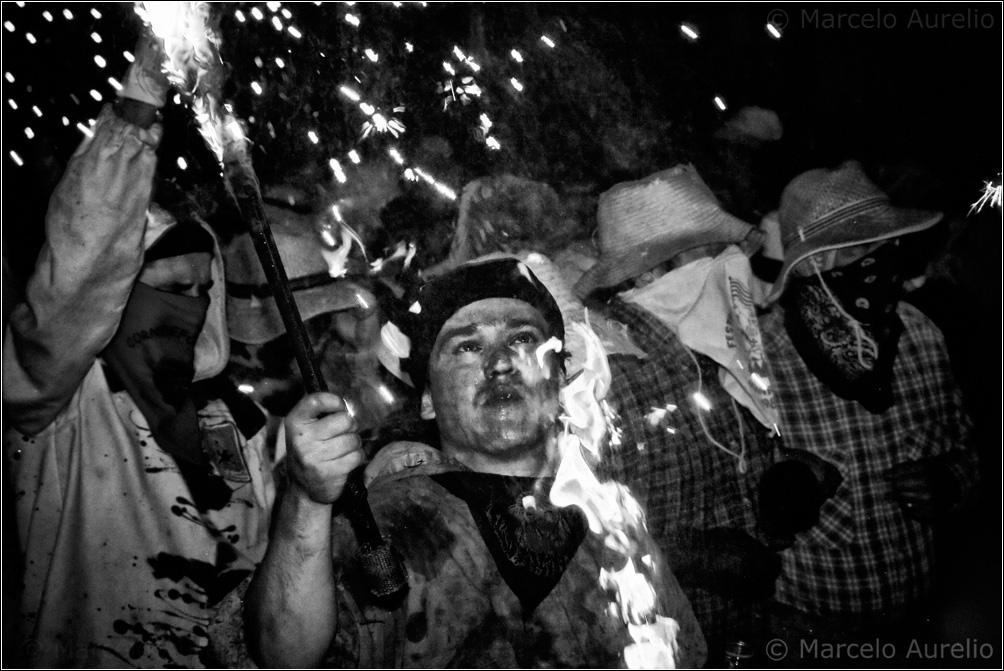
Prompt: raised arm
<box><xmin>3</xmin><ymin>35</ymin><xmax>169</xmax><ymax>434</ymax></box>
<box><xmin>245</xmin><ymin>392</ymin><xmax>365</xmax><ymax>668</ymax></box>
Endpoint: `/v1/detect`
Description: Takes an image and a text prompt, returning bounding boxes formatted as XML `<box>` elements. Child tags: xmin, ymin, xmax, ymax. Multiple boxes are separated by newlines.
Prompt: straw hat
<box><xmin>223</xmin><ymin>203</ymin><xmax>370</xmax><ymax>344</ymax></box>
<box><xmin>764</xmin><ymin>160</ymin><xmax>943</xmax><ymax>304</ymax></box>
<box><xmin>572</xmin><ymin>164</ymin><xmax>761</xmax><ymax>299</ymax></box>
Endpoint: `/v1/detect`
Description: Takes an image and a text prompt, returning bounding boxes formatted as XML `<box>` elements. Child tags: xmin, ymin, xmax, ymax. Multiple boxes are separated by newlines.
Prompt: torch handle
<box><xmin>225</xmin><ymin>161</ymin><xmax>407</xmax><ymax>599</ymax></box>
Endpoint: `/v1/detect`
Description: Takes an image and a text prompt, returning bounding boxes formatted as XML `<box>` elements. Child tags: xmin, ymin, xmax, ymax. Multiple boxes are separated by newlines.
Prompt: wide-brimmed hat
<box><xmin>223</xmin><ymin>203</ymin><xmax>370</xmax><ymax>344</ymax></box>
<box><xmin>572</xmin><ymin>164</ymin><xmax>761</xmax><ymax>299</ymax></box>
<box><xmin>764</xmin><ymin>160</ymin><xmax>943</xmax><ymax>304</ymax></box>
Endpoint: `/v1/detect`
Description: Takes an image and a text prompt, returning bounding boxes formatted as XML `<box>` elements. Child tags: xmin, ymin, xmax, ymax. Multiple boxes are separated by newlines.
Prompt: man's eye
<box><xmin>511</xmin><ymin>332</ymin><xmax>539</xmax><ymax>346</ymax></box>
<box><xmin>456</xmin><ymin>341</ymin><xmax>482</xmax><ymax>353</ymax></box>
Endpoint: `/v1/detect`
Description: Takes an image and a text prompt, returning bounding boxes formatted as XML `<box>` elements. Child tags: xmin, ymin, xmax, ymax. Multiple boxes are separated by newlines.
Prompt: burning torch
<box><xmin>133</xmin><ymin>1</ymin><xmax>407</xmax><ymax>600</ymax></box>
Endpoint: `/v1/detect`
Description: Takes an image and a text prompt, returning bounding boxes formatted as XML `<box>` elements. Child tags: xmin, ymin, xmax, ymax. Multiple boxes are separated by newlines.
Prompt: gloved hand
<box><xmin>671</xmin><ymin>528</ymin><xmax>782</xmax><ymax>603</ymax></box>
<box><xmin>887</xmin><ymin>457</ymin><xmax>963</xmax><ymax>522</ymax></box>
<box><xmin>120</xmin><ymin>32</ymin><xmax>171</xmax><ymax>107</ymax></box>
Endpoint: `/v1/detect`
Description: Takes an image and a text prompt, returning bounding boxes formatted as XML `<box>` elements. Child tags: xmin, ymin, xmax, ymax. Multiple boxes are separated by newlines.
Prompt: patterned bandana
<box><xmin>781</xmin><ymin>241</ymin><xmax>905</xmax><ymax>413</ymax></box>
<box><xmin>431</xmin><ymin>471</ymin><xmax>587</xmax><ymax>615</ymax></box>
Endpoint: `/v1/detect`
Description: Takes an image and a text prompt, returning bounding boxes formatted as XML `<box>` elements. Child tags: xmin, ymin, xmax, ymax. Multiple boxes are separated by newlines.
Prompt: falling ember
<box><xmin>713</xmin><ymin>96</ymin><xmax>727</xmax><ymax>111</ymax></box>
<box><xmin>766</xmin><ymin>22</ymin><xmax>782</xmax><ymax>39</ymax></box>
<box><xmin>679</xmin><ymin>23</ymin><xmax>699</xmax><ymax>41</ymax></box>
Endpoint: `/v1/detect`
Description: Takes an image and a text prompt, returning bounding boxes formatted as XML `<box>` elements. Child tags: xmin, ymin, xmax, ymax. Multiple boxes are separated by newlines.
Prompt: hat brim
<box><xmin>572</xmin><ymin>212</ymin><xmax>762</xmax><ymax>300</ymax></box>
<box><xmin>764</xmin><ymin>206</ymin><xmax>942</xmax><ymax>304</ymax></box>
<box><xmin>227</xmin><ymin>281</ymin><xmax>366</xmax><ymax>345</ymax></box>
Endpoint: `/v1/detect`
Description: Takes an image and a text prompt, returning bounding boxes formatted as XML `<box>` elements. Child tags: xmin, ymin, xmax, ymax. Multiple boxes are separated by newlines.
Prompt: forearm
<box><xmin>246</xmin><ymin>486</ymin><xmax>339</xmax><ymax>668</ymax></box>
<box><xmin>4</xmin><ymin>104</ymin><xmax>161</xmax><ymax>432</ymax></box>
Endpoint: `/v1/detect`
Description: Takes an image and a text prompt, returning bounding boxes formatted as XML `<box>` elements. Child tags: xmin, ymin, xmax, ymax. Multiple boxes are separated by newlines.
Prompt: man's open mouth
<box><xmin>479</xmin><ymin>384</ymin><xmax>525</xmax><ymax>406</ymax></box>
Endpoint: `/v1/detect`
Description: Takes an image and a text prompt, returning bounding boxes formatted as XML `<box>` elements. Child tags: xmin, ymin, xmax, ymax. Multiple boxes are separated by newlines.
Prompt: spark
<box><xmin>511</xmin><ymin>48</ymin><xmax>523</xmax><ymax>62</ymax></box>
<box><xmin>377</xmin><ymin>385</ymin><xmax>395</xmax><ymax>404</ymax></box>
<box><xmin>10</xmin><ymin>151</ymin><xmax>24</xmax><ymax>166</ymax></box>
<box><xmin>90</xmin><ymin>32</ymin><xmax>101</xmax><ymax>43</ymax></box>
<box><xmin>63</xmin><ymin>9</ymin><xmax>73</xmax><ymax>20</ymax></box>
<box><xmin>480</xmin><ymin>113</ymin><xmax>493</xmax><ymax>131</ymax></box>
<box><xmin>62</xmin><ymin>116</ymin><xmax>69</xmax><ymax>125</ymax></box>
<box><xmin>345</xmin><ymin>13</ymin><xmax>360</xmax><ymax>26</ymax></box>
<box><xmin>405</xmin><ymin>41</ymin><xmax>414</xmax><ymax>52</ymax></box>
<box><xmin>443</xmin><ymin>61</ymin><xmax>456</xmax><ymax>76</ymax></box>
<box><xmin>348</xmin><ymin>150</ymin><xmax>361</xmax><ymax>163</ymax></box>
<box><xmin>750</xmin><ymin>373</ymin><xmax>770</xmax><ymax>391</ymax></box>
<box><xmin>307</xmin><ymin>130</ymin><xmax>319</xmax><ymax>144</ymax></box>
<box><xmin>510</xmin><ymin>77</ymin><xmax>524</xmax><ymax>92</ymax></box>
<box><xmin>25</xmin><ymin>32</ymin><xmax>36</xmax><ymax>44</ymax></box>
<box><xmin>680</xmin><ymin>23</ymin><xmax>699</xmax><ymax>41</ymax></box>
<box><xmin>452</xmin><ymin>46</ymin><xmax>466</xmax><ymax>60</ymax></box>
<box><xmin>329</xmin><ymin>158</ymin><xmax>347</xmax><ymax>183</ymax></box>
<box><xmin>692</xmin><ymin>392</ymin><xmax>712</xmax><ymax>411</ymax></box>
<box><xmin>91</xmin><ymin>8</ymin><xmax>102</xmax><ymax>18</ymax></box>
<box><xmin>360</xmin><ymin>102</ymin><xmax>375</xmax><ymax>116</ymax></box>
<box><xmin>123</xmin><ymin>51</ymin><xmax>134</xmax><ymax>62</ymax></box>
<box><xmin>237</xmin><ymin>384</ymin><xmax>255</xmax><ymax>394</ymax></box>
<box><xmin>486</xmin><ymin>136</ymin><xmax>501</xmax><ymax>150</ymax></box>
<box><xmin>255</xmin><ymin>57</ymin><xmax>264</xmax><ymax>67</ymax></box>
<box><xmin>251</xmin><ymin>81</ymin><xmax>263</xmax><ymax>95</ymax></box>
<box><xmin>388</xmin><ymin>147</ymin><xmax>405</xmax><ymax>165</ymax></box>
<box><xmin>271</xmin><ymin>16</ymin><xmax>282</xmax><ymax>31</ymax></box>
<box><xmin>177</xmin><ymin>157</ymin><xmax>188</xmax><ymax>169</ymax></box>
<box><xmin>95</xmin><ymin>55</ymin><xmax>107</xmax><ymax>68</ymax></box>
<box><xmin>251</xmin><ymin>7</ymin><xmax>264</xmax><ymax>20</ymax></box>
<box><xmin>24</xmin><ymin>127</ymin><xmax>34</xmax><ymax>138</ymax></box>
<box><xmin>31</xmin><ymin>106</ymin><xmax>41</xmax><ymax>117</ymax></box>
<box><xmin>42</xmin><ymin>11</ymin><xmax>53</xmax><ymax>21</ymax></box>
<box><xmin>540</xmin><ymin>35</ymin><xmax>555</xmax><ymax>48</ymax></box>
<box><xmin>281</xmin><ymin>9</ymin><xmax>292</xmax><ymax>19</ymax></box>
<box><xmin>235</xmin><ymin>9</ymin><xmax>246</xmax><ymax>22</ymax></box>
<box><xmin>340</xmin><ymin>86</ymin><xmax>361</xmax><ymax>102</ymax></box>
<box><xmin>266</xmin><ymin>1</ymin><xmax>281</xmax><ymax>12</ymax></box>
<box><xmin>4</xmin><ymin>73</ymin><xmax>12</xmax><ymax>83</ymax></box>
<box><xmin>6</xmin><ymin>99</ymin><xmax>15</xmax><ymax>110</ymax></box>
<box><xmin>108</xmin><ymin>77</ymin><xmax>123</xmax><ymax>91</ymax></box>
<box><xmin>766</xmin><ymin>22</ymin><xmax>782</xmax><ymax>39</ymax></box>
<box><xmin>275</xmin><ymin>57</ymin><xmax>285</xmax><ymax>68</ymax></box>
<box><xmin>969</xmin><ymin>177</ymin><xmax>1003</xmax><ymax>214</ymax></box>
<box><xmin>288</xmin><ymin>26</ymin><xmax>301</xmax><ymax>38</ymax></box>
<box><xmin>76</xmin><ymin>122</ymin><xmax>94</xmax><ymax>138</ymax></box>
<box><xmin>713</xmin><ymin>96</ymin><xmax>727</xmax><ymax>111</ymax></box>
<box><xmin>89</xmin><ymin>90</ymin><xmax>103</xmax><ymax>101</ymax></box>
<box><xmin>3</xmin><ymin>22</ymin><xmax>14</xmax><ymax>32</ymax></box>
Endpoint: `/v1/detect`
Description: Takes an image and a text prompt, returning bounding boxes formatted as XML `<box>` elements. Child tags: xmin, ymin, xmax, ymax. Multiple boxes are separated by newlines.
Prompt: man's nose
<box><xmin>484</xmin><ymin>344</ymin><xmax>516</xmax><ymax>378</ymax></box>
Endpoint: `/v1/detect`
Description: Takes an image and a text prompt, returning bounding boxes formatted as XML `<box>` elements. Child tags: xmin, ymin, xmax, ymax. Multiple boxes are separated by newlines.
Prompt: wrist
<box><xmin>114</xmin><ymin>97</ymin><xmax>162</xmax><ymax>129</ymax></box>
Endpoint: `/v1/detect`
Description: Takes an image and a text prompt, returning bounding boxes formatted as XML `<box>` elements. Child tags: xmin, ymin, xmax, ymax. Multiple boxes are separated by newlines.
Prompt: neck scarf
<box><xmin>103</xmin><ymin>282</ymin><xmax>210</xmax><ymax>465</ymax></box>
<box><xmin>432</xmin><ymin>471</ymin><xmax>587</xmax><ymax>615</ymax></box>
<box><xmin>781</xmin><ymin>241</ymin><xmax>905</xmax><ymax>413</ymax></box>
<box><xmin>622</xmin><ymin>246</ymin><xmax>781</xmax><ymax>431</ymax></box>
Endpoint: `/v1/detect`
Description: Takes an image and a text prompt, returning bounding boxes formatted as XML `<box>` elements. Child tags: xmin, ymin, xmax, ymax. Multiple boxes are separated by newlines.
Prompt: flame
<box><xmin>558</xmin><ymin>321</ymin><xmax>611</xmax><ymax>455</ymax></box>
<box><xmin>549</xmin><ymin>318</ymin><xmax>679</xmax><ymax>668</ymax></box>
<box><xmin>135</xmin><ymin>2</ymin><xmax>248</xmax><ymax>165</ymax></box>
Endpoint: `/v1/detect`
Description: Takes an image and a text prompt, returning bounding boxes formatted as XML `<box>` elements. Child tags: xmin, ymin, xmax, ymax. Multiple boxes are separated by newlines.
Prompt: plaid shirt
<box><xmin>598</xmin><ymin>300</ymin><xmax>779</xmax><ymax>647</ymax></box>
<box><xmin>760</xmin><ymin>301</ymin><xmax>977</xmax><ymax>615</ymax></box>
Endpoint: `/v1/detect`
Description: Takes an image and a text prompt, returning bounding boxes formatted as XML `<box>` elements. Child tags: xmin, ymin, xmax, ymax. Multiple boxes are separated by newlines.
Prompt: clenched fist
<box><xmin>284</xmin><ymin>392</ymin><xmax>365</xmax><ymax>504</ymax></box>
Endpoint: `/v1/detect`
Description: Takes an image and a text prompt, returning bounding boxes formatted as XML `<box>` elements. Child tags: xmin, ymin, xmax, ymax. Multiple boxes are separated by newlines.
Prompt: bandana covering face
<box><xmin>781</xmin><ymin>241</ymin><xmax>905</xmax><ymax>413</ymax></box>
<box><xmin>103</xmin><ymin>281</ymin><xmax>210</xmax><ymax>465</ymax></box>
<box><xmin>622</xmin><ymin>246</ymin><xmax>780</xmax><ymax>430</ymax></box>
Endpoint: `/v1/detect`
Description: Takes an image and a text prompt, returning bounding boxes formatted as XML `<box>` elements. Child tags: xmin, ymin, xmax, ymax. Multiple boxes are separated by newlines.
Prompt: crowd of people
<box><xmin>3</xmin><ymin>30</ymin><xmax>984</xmax><ymax>670</ymax></box>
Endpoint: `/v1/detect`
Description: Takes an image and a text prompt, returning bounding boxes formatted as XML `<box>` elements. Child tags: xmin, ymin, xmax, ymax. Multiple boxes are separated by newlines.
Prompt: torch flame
<box><xmin>549</xmin><ymin>318</ymin><xmax>679</xmax><ymax>668</ymax></box>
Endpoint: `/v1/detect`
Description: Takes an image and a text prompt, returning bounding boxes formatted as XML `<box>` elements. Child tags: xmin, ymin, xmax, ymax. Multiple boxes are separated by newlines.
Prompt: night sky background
<box><xmin>2</xmin><ymin>2</ymin><xmax>1002</xmax><ymax>666</ymax></box>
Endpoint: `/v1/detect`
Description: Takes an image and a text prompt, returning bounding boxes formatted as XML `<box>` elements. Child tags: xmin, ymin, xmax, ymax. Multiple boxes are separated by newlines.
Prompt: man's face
<box><xmin>425</xmin><ymin>297</ymin><xmax>562</xmax><ymax>474</ymax></box>
<box><xmin>138</xmin><ymin>252</ymin><xmax>214</xmax><ymax>297</ymax></box>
